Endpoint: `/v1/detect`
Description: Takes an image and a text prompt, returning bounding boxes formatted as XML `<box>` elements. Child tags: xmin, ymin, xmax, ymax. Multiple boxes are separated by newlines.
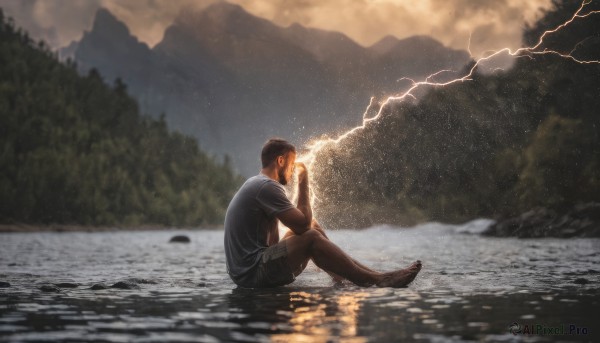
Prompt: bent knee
<box><xmin>284</xmin><ymin>228</ymin><xmax>320</xmax><ymax>240</ymax></box>
<box><xmin>312</xmin><ymin>226</ymin><xmax>327</xmax><ymax>237</ymax></box>
<box><xmin>301</xmin><ymin>229</ymin><xmax>321</xmax><ymax>239</ymax></box>
<box><xmin>300</xmin><ymin>229</ymin><xmax>326</xmax><ymax>250</ymax></box>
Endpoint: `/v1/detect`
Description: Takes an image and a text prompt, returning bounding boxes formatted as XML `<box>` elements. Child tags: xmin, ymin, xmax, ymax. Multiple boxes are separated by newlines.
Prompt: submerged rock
<box><xmin>111</xmin><ymin>280</ymin><xmax>141</xmax><ymax>290</ymax></box>
<box><xmin>169</xmin><ymin>235</ymin><xmax>191</xmax><ymax>243</ymax></box>
<box><xmin>39</xmin><ymin>284</ymin><xmax>61</xmax><ymax>292</ymax></box>
<box><xmin>55</xmin><ymin>282</ymin><xmax>79</xmax><ymax>288</ymax></box>
<box><xmin>0</xmin><ymin>281</ymin><xmax>10</xmax><ymax>288</ymax></box>
<box><xmin>127</xmin><ymin>278</ymin><xmax>157</xmax><ymax>284</ymax></box>
<box><xmin>483</xmin><ymin>203</ymin><xmax>600</xmax><ymax>238</ymax></box>
<box><xmin>90</xmin><ymin>283</ymin><xmax>109</xmax><ymax>290</ymax></box>
<box><xmin>574</xmin><ymin>278</ymin><xmax>589</xmax><ymax>285</ymax></box>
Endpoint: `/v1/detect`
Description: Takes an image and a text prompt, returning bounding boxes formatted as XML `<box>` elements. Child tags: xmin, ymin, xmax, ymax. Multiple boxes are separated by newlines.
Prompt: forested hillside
<box><xmin>310</xmin><ymin>1</ymin><xmax>600</xmax><ymax>228</ymax></box>
<box><xmin>0</xmin><ymin>10</ymin><xmax>242</xmax><ymax>227</ymax></box>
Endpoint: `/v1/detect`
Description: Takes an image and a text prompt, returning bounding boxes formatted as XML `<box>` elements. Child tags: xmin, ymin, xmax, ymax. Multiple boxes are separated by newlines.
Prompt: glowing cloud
<box><xmin>0</xmin><ymin>0</ymin><xmax>551</xmax><ymax>56</ymax></box>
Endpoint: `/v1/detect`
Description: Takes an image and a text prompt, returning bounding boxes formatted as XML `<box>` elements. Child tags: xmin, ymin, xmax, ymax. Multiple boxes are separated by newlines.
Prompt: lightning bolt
<box><xmin>294</xmin><ymin>0</ymin><xmax>600</xmax><ymax>217</ymax></box>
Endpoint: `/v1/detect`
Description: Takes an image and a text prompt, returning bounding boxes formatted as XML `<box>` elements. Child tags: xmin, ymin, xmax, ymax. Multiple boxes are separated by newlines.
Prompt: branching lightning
<box><xmin>294</xmin><ymin>0</ymin><xmax>600</xmax><ymax>216</ymax></box>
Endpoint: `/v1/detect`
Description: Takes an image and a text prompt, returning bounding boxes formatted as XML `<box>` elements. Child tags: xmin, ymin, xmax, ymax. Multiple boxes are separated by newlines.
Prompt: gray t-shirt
<box><xmin>224</xmin><ymin>174</ymin><xmax>295</xmax><ymax>283</ymax></box>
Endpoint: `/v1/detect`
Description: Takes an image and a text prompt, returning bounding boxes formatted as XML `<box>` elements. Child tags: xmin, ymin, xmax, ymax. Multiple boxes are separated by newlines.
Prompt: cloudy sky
<box><xmin>0</xmin><ymin>0</ymin><xmax>552</xmax><ymax>56</ymax></box>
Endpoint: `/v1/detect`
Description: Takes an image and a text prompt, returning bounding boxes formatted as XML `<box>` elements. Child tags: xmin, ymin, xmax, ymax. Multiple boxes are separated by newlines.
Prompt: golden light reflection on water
<box><xmin>271</xmin><ymin>291</ymin><xmax>369</xmax><ymax>343</ymax></box>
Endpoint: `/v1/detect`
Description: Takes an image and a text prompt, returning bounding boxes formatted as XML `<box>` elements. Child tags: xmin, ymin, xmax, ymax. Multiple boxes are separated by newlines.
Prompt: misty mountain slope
<box><xmin>282</xmin><ymin>23</ymin><xmax>370</xmax><ymax>71</ymax></box>
<box><xmin>61</xmin><ymin>8</ymin><xmax>224</xmax><ymax>150</ymax></box>
<box><xmin>62</xmin><ymin>2</ymin><xmax>470</xmax><ymax>175</ymax></box>
<box><xmin>368</xmin><ymin>35</ymin><xmax>471</xmax><ymax>92</ymax></box>
<box><xmin>370</xmin><ymin>35</ymin><xmax>401</xmax><ymax>55</ymax></box>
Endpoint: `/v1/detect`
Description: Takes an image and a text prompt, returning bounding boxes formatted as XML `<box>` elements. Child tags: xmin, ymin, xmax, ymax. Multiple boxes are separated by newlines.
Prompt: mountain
<box><xmin>369</xmin><ymin>35</ymin><xmax>470</xmax><ymax>92</ymax></box>
<box><xmin>61</xmin><ymin>2</ymin><xmax>470</xmax><ymax>176</ymax></box>
<box><xmin>370</xmin><ymin>35</ymin><xmax>401</xmax><ymax>55</ymax></box>
<box><xmin>0</xmin><ymin>13</ymin><xmax>242</xmax><ymax>226</ymax></box>
<box><xmin>62</xmin><ymin>8</ymin><xmax>220</xmax><ymax>149</ymax></box>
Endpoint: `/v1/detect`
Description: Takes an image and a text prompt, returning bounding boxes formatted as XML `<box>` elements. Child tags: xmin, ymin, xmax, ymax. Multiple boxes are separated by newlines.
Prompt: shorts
<box><xmin>237</xmin><ymin>240</ymin><xmax>296</xmax><ymax>288</ymax></box>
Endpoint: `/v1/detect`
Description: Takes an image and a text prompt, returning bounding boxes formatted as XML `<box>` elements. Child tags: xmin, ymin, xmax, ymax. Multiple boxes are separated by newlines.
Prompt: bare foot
<box><xmin>403</xmin><ymin>260</ymin><xmax>422</xmax><ymax>274</ymax></box>
<box><xmin>392</xmin><ymin>260</ymin><xmax>422</xmax><ymax>276</ymax></box>
<box><xmin>376</xmin><ymin>260</ymin><xmax>422</xmax><ymax>288</ymax></box>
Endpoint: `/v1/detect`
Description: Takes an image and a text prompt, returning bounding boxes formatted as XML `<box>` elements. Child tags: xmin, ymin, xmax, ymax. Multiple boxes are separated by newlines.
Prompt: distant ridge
<box><xmin>62</xmin><ymin>3</ymin><xmax>470</xmax><ymax>175</ymax></box>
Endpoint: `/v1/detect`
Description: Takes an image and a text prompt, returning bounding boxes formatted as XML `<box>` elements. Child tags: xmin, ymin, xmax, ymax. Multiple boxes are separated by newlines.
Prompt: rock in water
<box><xmin>483</xmin><ymin>203</ymin><xmax>600</xmax><ymax>238</ymax></box>
<box><xmin>39</xmin><ymin>284</ymin><xmax>61</xmax><ymax>292</ymax></box>
<box><xmin>169</xmin><ymin>235</ymin><xmax>191</xmax><ymax>243</ymax></box>
<box><xmin>90</xmin><ymin>283</ymin><xmax>109</xmax><ymax>290</ymax></box>
<box><xmin>111</xmin><ymin>281</ymin><xmax>140</xmax><ymax>290</ymax></box>
<box><xmin>574</xmin><ymin>278</ymin><xmax>589</xmax><ymax>285</ymax></box>
<box><xmin>55</xmin><ymin>282</ymin><xmax>79</xmax><ymax>288</ymax></box>
<box><xmin>127</xmin><ymin>278</ymin><xmax>157</xmax><ymax>284</ymax></box>
<box><xmin>483</xmin><ymin>207</ymin><xmax>557</xmax><ymax>238</ymax></box>
<box><xmin>0</xmin><ymin>281</ymin><xmax>10</xmax><ymax>288</ymax></box>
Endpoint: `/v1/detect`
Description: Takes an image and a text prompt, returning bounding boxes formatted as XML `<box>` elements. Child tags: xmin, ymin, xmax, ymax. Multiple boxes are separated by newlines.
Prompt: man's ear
<box><xmin>277</xmin><ymin>155</ymin><xmax>285</xmax><ymax>167</ymax></box>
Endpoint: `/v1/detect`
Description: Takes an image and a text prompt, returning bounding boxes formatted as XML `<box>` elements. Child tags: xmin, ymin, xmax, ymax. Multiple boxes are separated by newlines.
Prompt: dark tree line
<box><xmin>311</xmin><ymin>1</ymin><xmax>600</xmax><ymax>228</ymax></box>
<box><xmin>0</xmin><ymin>10</ymin><xmax>243</xmax><ymax>226</ymax></box>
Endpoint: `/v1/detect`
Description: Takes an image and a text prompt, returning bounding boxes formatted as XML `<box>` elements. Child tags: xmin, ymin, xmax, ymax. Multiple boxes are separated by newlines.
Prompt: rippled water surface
<box><xmin>1</xmin><ymin>221</ymin><xmax>599</xmax><ymax>342</ymax></box>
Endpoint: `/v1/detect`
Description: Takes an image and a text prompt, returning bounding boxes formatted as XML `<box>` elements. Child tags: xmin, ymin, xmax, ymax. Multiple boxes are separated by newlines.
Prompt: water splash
<box><xmin>294</xmin><ymin>0</ymin><xmax>600</xmax><ymax>221</ymax></box>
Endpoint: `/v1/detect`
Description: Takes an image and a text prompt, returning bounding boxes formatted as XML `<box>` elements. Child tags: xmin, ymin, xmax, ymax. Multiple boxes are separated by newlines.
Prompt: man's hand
<box><xmin>295</xmin><ymin>162</ymin><xmax>308</xmax><ymax>182</ymax></box>
<box><xmin>276</xmin><ymin>161</ymin><xmax>312</xmax><ymax>235</ymax></box>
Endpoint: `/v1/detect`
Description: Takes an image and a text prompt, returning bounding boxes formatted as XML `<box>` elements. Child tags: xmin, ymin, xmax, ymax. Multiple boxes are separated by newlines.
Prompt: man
<box><xmin>224</xmin><ymin>138</ymin><xmax>422</xmax><ymax>288</ymax></box>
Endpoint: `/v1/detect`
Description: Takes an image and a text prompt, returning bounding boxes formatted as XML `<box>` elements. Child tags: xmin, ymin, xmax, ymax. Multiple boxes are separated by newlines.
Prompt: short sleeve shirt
<box><xmin>224</xmin><ymin>174</ymin><xmax>295</xmax><ymax>283</ymax></box>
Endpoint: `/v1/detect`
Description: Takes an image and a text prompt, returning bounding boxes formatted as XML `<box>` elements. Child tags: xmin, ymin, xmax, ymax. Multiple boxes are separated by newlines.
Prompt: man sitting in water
<box><xmin>224</xmin><ymin>138</ymin><xmax>422</xmax><ymax>288</ymax></box>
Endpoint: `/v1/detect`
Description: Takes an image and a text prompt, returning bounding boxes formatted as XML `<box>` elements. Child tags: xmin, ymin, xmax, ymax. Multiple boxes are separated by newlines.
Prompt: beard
<box><xmin>277</xmin><ymin>164</ymin><xmax>288</xmax><ymax>185</ymax></box>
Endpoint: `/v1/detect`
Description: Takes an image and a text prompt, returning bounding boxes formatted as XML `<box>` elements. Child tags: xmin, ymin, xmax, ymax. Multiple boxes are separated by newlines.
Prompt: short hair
<box><xmin>261</xmin><ymin>138</ymin><xmax>296</xmax><ymax>168</ymax></box>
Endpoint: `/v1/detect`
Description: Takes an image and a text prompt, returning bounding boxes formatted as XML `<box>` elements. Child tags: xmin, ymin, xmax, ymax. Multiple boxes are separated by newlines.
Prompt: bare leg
<box><xmin>283</xmin><ymin>222</ymin><xmax>414</xmax><ymax>282</ymax></box>
<box><xmin>310</xmin><ymin>221</ymin><xmax>380</xmax><ymax>276</ymax></box>
<box><xmin>282</xmin><ymin>228</ymin><xmax>343</xmax><ymax>282</ymax></box>
<box><xmin>285</xmin><ymin>230</ymin><xmax>380</xmax><ymax>286</ymax></box>
<box><xmin>284</xmin><ymin>229</ymin><xmax>422</xmax><ymax>287</ymax></box>
<box><xmin>281</xmin><ymin>229</ymin><xmax>309</xmax><ymax>275</ymax></box>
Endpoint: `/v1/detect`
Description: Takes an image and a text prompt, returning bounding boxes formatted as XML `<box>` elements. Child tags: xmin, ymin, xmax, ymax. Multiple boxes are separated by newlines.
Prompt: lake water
<box><xmin>1</xmin><ymin>220</ymin><xmax>598</xmax><ymax>342</ymax></box>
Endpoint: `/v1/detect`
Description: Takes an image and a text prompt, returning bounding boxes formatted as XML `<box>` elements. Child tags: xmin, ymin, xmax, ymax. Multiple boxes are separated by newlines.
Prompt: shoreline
<box><xmin>0</xmin><ymin>224</ymin><xmax>223</xmax><ymax>233</ymax></box>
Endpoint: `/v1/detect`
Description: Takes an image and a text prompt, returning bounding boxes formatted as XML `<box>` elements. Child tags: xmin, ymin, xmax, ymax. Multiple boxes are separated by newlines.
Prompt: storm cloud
<box><xmin>0</xmin><ymin>0</ymin><xmax>552</xmax><ymax>55</ymax></box>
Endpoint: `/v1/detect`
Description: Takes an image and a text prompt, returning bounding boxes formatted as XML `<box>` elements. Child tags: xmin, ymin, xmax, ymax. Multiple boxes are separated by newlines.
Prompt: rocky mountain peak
<box><xmin>90</xmin><ymin>8</ymin><xmax>131</xmax><ymax>39</ymax></box>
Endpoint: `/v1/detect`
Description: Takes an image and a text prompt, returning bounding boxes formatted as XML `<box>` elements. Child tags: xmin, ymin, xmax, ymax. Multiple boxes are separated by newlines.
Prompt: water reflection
<box><xmin>228</xmin><ymin>288</ymin><xmax>370</xmax><ymax>343</ymax></box>
<box><xmin>336</xmin><ymin>292</ymin><xmax>368</xmax><ymax>339</ymax></box>
<box><xmin>229</xmin><ymin>288</ymin><xmax>369</xmax><ymax>342</ymax></box>
<box><xmin>1</xmin><ymin>227</ymin><xmax>599</xmax><ymax>342</ymax></box>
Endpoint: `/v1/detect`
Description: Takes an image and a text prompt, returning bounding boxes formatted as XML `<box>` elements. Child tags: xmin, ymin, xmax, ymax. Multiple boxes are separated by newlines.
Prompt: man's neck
<box><xmin>260</xmin><ymin>167</ymin><xmax>278</xmax><ymax>182</ymax></box>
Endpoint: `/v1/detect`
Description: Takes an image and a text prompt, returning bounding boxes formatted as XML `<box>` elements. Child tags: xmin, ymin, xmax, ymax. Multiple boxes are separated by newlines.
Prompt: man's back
<box><xmin>223</xmin><ymin>174</ymin><xmax>294</xmax><ymax>284</ymax></box>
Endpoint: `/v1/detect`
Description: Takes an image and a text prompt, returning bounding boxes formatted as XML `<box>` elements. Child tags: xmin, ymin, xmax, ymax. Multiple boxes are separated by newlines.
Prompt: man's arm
<box><xmin>277</xmin><ymin>163</ymin><xmax>312</xmax><ymax>234</ymax></box>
